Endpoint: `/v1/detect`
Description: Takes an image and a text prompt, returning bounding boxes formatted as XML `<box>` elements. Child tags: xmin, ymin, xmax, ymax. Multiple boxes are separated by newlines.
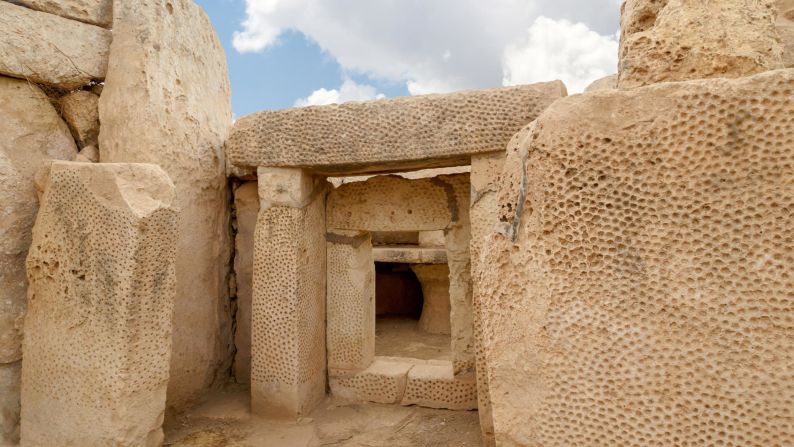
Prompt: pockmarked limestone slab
<box><xmin>0</xmin><ymin>77</ymin><xmax>76</xmax><ymax>444</ymax></box>
<box><xmin>619</xmin><ymin>0</ymin><xmax>783</xmax><ymax>88</ymax></box>
<box><xmin>0</xmin><ymin>2</ymin><xmax>111</xmax><ymax>89</ymax></box>
<box><xmin>233</xmin><ymin>182</ymin><xmax>259</xmax><ymax>384</ymax></box>
<box><xmin>251</xmin><ymin>169</ymin><xmax>327</xmax><ymax>418</ymax></box>
<box><xmin>13</xmin><ymin>0</ymin><xmax>112</xmax><ymax>27</ymax></box>
<box><xmin>21</xmin><ymin>162</ymin><xmax>177</xmax><ymax>447</ymax></box>
<box><xmin>99</xmin><ymin>0</ymin><xmax>234</xmax><ymax>411</ymax></box>
<box><xmin>400</xmin><ymin>363</ymin><xmax>477</xmax><ymax>411</ymax></box>
<box><xmin>481</xmin><ymin>69</ymin><xmax>794</xmax><ymax>446</ymax></box>
<box><xmin>329</xmin><ymin>359</ymin><xmax>413</xmax><ymax>404</ymax></box>
<box><xmin>372</xmin><ymin>246</ymin><xmax>447</xmax><ymax>264</ymax></box>
<box><xmin>226</xmin><ymin>82</ymin><xmax>566</xmax><ymax>175</ymax></box>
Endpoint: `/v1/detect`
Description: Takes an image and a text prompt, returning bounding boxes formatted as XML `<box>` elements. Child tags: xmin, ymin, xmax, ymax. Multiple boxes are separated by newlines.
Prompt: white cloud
<box><xmin>503</xmin><ymin>17</ymin><xmax>619</xmax><ymax>94</ymax></box>
<box><xmin>294</xmin><ymin>78</ymin><xmax>385</xmax><ymax>107</ymax></box>
<box><xmin>234</xmin><ymin>0</ymin><xmax>621</xmax><ymax>98</ymax></box>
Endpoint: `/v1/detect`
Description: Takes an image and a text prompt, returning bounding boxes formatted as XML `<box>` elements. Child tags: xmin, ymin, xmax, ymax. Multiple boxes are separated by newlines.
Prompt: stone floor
<box><xmin>164</xmin><ymin>385</ymin><xmax>482</xmax><ymax>447</ymax></box>
<box><xmin>375</xmin><ymin>316</ymin><xmax>451</xmax><ymax>360</ymax></box>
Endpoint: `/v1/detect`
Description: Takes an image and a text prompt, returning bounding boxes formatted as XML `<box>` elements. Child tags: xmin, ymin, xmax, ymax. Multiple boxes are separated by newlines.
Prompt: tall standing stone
<box><xmin>98</xmin><ymin>0</ymin><xmax>234</xmax><ymax>412</ymax></box>
<box><xmin>0</xmin><ymin>77</ymin><xmax>77</xmax><ymax>445</ymax></box>
<box><xmin>232</xmin><ymin>181</ymin><xmax>258</xmax><ymax>384</ymax></box>
<box><xmin>21</xmin><ymin>162</ymin><xmax>177</xmax><ymax>447</ymax></box>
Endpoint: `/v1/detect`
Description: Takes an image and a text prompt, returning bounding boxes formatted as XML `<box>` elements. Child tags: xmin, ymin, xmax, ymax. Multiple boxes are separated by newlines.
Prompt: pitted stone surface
<box><xmin>233</xmin><ymin>182</ymin><xmax>259</xmax><ymax>384</ymax></box>
<box><xmin>328</xmin><ymin>174</ymin><xmax>470</xmax><ymax>232</ymax></box>
<box><xmin>326</xmin><ymin>230</ymin><xmax>375</xmax><ymax>372</ymax></box>
<box><xmin>251</xmin><ymin>175</ymin><xmax>327</xmax><ymax>417</ymax></box>
<box><xmin>330</xmin><ymin>359</ymin><xmax>413</xmax><ymax>404</ymax></box>
<box><xmin>0</xmin><ymin>77</ymin><xmax>76</xmax><ymax>444</ymax></box>
<box><xmin>21</xmin><ymin>161</ymin><xmax>177</xmax><ymax>447</ymax></box>
<box><xmin>481</xmin><ymin>69</ymin><xmax>794</xmax><ymax>446</ymax></box>
<box><xmin>401</xmin><ymin>363</ymin><xmax>477</xmax><ymax>411</ymax></box>
<box><xmin>14</xmin><ymin>0</ymin><xmax>112</xmax><ymax>27</ymax></box>
<box><xmin>226</xmin><ymin>82</ymin><xmax>566</xmax><ymax>175</ymax></box>
<box><xmin>372</xmin><ymin>246</ymin><xmax>447</xmax><ymax>264</ymax></box>
<box><xmin>0</xmin><ymin>2</ymin><xmax>111</xmax><ymax>89</ymax></box>
<box><xmin>619</xmin><ymin>0</ymin><xmax>783</xmax><ymax>88</ymax></box>
<box><xmin>99</xmin><ymin>0</ymin><xmax>234</xmax><ymax>411</ymax></box>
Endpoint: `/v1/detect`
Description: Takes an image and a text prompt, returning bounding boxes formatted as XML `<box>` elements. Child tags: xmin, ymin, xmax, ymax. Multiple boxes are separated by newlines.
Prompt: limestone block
<box><xmin>328</xmin><ymin>174</ymin><xmax>469</xmax><ymax>232</ymax></box>
<box><xmin>251</xmin><ymin>171</ymin><xmax>327</xmax><ymax>418</ymax></box>
<box><xmin>60</xmin><ymin>90</ymin><xmax>100</xmax><ymax>149</ymax></box>
<box><xmin>77</xmin><ymin>145</ymin><xmax>99</xmax><ymax>163</ymax></box>
<box><xmin>329</xmin><ymin>359</ymin><xmax>413</xmax><ymax>404</ymax></box>
<box><xmin>444</xmin><ymin>183</ymin><xmax>473</xmax><ymax>376</ymax></box>
<box><xmin>326</xmin><ymin>230</ymin><xmax>375</xmax><ymax>372</ymax></box>
<box><xmin>469</xmin><ymin>152</ymin><xmax>505</xmax><ymax>447</ymax></box>
<box><xmin>777</xmin><ymin>0</ymin><xmax>794</xmax><ymax>67</ymax></box>
<box><xmin>372</xmin><ymin>247</ymin><xmax>447</xmax><ymax>264</ymax></box>
<box><xmin>233</xmin><ymin>182</ymin><xmax>258</xmax><ymax>384</ymax></box>
<box><xmin>13</xmin><ymin>0</ymin><xmax>112</xmax><ymax>27</ymax></box>
<box><xmin>418</xmin><ymin>230</ymin><xmax>445</xmax><ymax>246</ymax></box>
<box><xmin>0</xmin><ymin>3</ymin><xmax>111</xmax><ymax>89</ymax></box>
<box><xmin>410</xmin><ymin>265</ymin><xmax>451</xmax><ymax>335</ymax></box>
<box><xmin>99</xmin><ymin>0</ymin><xmax>234</xmax><ymax>410</ymax></box>
<box><xmin>619</xmin><ymin>0</ymin><xmax>783</xmax><ymax>88</ymax></box>
<box><xmin>21</xmin><ymin>161</ymin><xmax>177</xmax><ymax>447</ymax></box>
<box><xmin>370</xmin><ymin>231</ymin><xmax>419</xmax><ymax>246</ymax></box>
<box><xmin>0</xmin><ymin>77</ymin><xmax>76</xmax><ymax>442</ymax></box>
<box><xmin>226</xmin><ymin>82</ymin><xmax>566</xmax><ymax>175</ymax></box>
<box><xmin>584</xmin><ymin>74</ymin><xmax>617</xmax><ymax>92</ymax></box>
<box><xmin>0</xmin><ymin>362</ymin><xmax>21</xmax><ymax>446</ymax></box>
<box><xmin>400</xmin><ymin>363</ymin><xmax>477</xmax><ymax>411</ymax></box>
<box><xmin>481</xmin><ymin>69</ymin><xmax>794</xmax><ymax>446</ymax></box>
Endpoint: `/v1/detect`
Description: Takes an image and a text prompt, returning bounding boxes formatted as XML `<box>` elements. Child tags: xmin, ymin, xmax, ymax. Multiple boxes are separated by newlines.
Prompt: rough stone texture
<box><xmin>410</xmin><ymin>264</ymin><xmax>452</xmax><ymax>335</ymax></box>
<box><xmin>60</xmin><ymin>90</ymin><xmax>100</xmax><ymax>149</ymax></box>
<box><xmin>0</xmin><ymin>77</ymin><xmax>77</xmax><ymax>444</ymax></box>
<box><xmin>401</xmin><ymin>363</ymin><xmax>477</xmax><ymax>411</ymax></box>
<box><xmin>584</xmin><ymin>74</ymin><xmax>618</xmax><ymax>92</ymax></box>
<box><xmin>372</xmin><ymin>246</ymin><xmax>447</xmax><ymax>264</ymax></box>
<box><xmin>328</xmin><ymin>174</ymin><xmax>468</xmax><ymax>232</ymax></box>
<box><xmin>0</xmin><ymin>2</ymin><xmax>111</xmax><ymax>89</ymax></box>
<box><xmin>21</xmin><ymin>161</ymin><xmax>177</xmax><ymax>447</ymax></box>
<box><xmin>251</xmin><ymin>168</ymin><xmax>327</xmax><ymax>418</ymax></box>
<box><xmin>13</xmin><ymin>0</ymin><xmax>112</xmax><ymax>27</ymax></box>
<box><xmin>481</xmin><ymin>69</ymin><xmax>794</xmax><ymax>446</ymax></box>
<box><xmin>77</xmin><ymin>145</ymin><xmax>99</xmax><ymax>163</ymax></box>
<box><xmin>418</xmin><ymin>230</ymin><xmax>446</xmax><ymax>246</ymax></box>
<box><xmin>326</xmin><ymin>230</ymin><xmax>375</xmax><ymax>372</ymax></box>
<box><xmin>469</xmin><ymin>152</ymin><xmax>506</xmax><ymax>447</ymax></box>
<box><xmin>99</xmin><ymin>0</ymin><xmax>234</xmax><ymax>412</ymax></box>
<box><xmin>233</xmin><ymin>182</ymin><xmax>258</xmax><ymax>384</ymax></box>
<box><xmin>778</xmin><ymin>0</ymin><xmax>794</xmax><ymax>67</ymax></box>
<box><xmin>619</xmin><ymin>0</ymin><xmax>783</xmax><ymax>88</ymax></box>
<box><xmin>330</xmin><ymin>359</ymin><xmax>413</xmax><ymax>404</ymax></box>
<box><xmin>0</xmin><ymin>362</ymin><xmax>21</xmax><ymax>445</ymax></box>
<box><xmin>226</xmin><ymin>82</ymin><xmax>566</xmax><ymax>175</ymax></box>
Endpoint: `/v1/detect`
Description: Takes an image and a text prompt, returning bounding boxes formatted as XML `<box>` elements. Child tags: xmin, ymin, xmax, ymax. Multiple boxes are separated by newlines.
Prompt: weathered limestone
<box><xmin>778</xmin><ymin>0</ymin><xmax>794</xmax><ymax>67</ymax></box>
<box><xmin>0</xmin><ymin>77</ymin><xmax>77</xmax><ymax>445</ymax></box>
<box><xmin>0</xmin><ymin>3</ymin><xmax>111</xmax><ymax>89</ymax></box>
<box><xmin>329</xmin><ymin>359</ymin><xmax>413</xmax><ymax>404</ymax></box>
<box><xmin>401</xmin><ymin>364</ymin><xmax>477</xmax><ymax>411</ymax></box>
<box><xmin>99</xmin><ymin>0</ymin><xmax>234</xmax><ymax>411</ymax></box>
<box><xmin>372</xmin><ymin>246</ymin><xmax>447</xmax><ymax>264</ymax></box>
<box><xmin>328</xmin><ymin>175</ymin><xmax>465</xmax><ymax>232</ymax></box>
<box><xmin>584</xmin><ymin>74</ymin><xmax>617</xmax><ymax>92</ymax></box>
<box><xmin>21</xmin><ymin>161</ymin><xmax>177</xmax><ymax>447</ymax></box>
<box><xmin>418</xmin><ymin>230</ymin><xmax>446</xmax><ymax>246</ymax></box>
<box><xmin>233</xmin><ymin>182</ymin><xmax>259</xmax><ymax>384</ymax></box>
<box><xmin>469</xmin><ymin>152</ymin><xmax>506</xmax><ymax>447</ymax></box>
<box><xmin>252</xmin><ymin>168</ymin><xmax>327</xmax><ymax>418</ymax></box>
<box><xmin>619</xmin><ymin>0</ymin><xmax>783</xmax><ymax>88</ymax></box>
<box><xmin>60</xmin><ymin>91</ymin><xmax>100</xmax><ymax>149</ymax></box>
<box><xmin>481</xmin><ymin>69</ymin><xmax>794</xmax><ymax>446</ymax></box>
<box><xmin>13</xmin><ymin>0</ymin><xmax>112</xmax><ymax>27</ymax></box>
<box><xmin>410</xmin><ymin>265</ymin><xmax>451</xmax><ymax>335</ymax></box>
<box><xmin>226</xmin><ymin>82</ymin><xmax>567</xmax><ymax>175</ymax></box>
<box><xmin>327</xmin><ymin>230</ymin><xmax>375</xmax><ymax>372</ymax></box>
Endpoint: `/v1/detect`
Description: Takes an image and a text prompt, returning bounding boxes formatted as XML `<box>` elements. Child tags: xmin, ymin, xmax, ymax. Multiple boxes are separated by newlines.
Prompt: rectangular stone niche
<box><xmin>21</xmin><ymin>162</ymin><xmax>178</xmax><ymax>447</ymax></box>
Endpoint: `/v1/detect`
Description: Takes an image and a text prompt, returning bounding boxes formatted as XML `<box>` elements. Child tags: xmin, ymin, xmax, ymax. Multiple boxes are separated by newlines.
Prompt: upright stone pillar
<box><xmin>252</xmin><ymin>168</ymin><xmax>327</xmax><ymax>417</ymax></box>
<box><xmin>21</xmin><ymin>162</ymin><xmax>177</xmax><ymax>447</ymax></box>
<box><xmin>410</xmin><ymin>264</ymin><xmax>451</xmax><ymax>335</ymax></box>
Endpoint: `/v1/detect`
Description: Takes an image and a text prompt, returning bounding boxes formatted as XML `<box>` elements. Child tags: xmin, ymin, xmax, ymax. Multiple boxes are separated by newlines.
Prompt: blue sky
<box><xmin>195</xmin><ymin>0</ymin><xmax>408</xmax><ymax>117</ymax></box>
<box><xmin>196</xmin><ymin>0</ymin><xmax>621</xmax><ymax>118</ymax></box>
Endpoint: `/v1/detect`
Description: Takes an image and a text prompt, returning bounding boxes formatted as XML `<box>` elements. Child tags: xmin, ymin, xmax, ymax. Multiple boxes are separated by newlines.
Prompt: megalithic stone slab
<box><xmin>481</xmin><ymin>69</ymin><xmax>794</xmax><ymax>446</ymax></box>
<box><xmin>99</xmin><ymin>0</ymin><xmax>234</xmax><ymax>411</ymax></box>
<box><xmin>233</xmin><ymin>181</ymin><xmax>259</xmax><ymax>384</ymax></box>
<box><xmin>0</xmin><ymin>2</ymin><xmax>111</xmax><ymax>89</ymax></box>
<box><xmin>13</xmin><ymin>0</ymin><xmax>112</xmax><ymax>27</ymax></box>
<box><xmin>21</xmin><ymin>162</ymin><xmax>177</xmax><ymax>447</ymax></box>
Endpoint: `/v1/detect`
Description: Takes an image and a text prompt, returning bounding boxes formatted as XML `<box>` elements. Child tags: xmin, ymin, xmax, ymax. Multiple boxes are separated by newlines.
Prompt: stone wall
<box><xmin>0</xmin><ymin>2</ymin><xmax>109</xmax><ymax>442</ymax></box>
